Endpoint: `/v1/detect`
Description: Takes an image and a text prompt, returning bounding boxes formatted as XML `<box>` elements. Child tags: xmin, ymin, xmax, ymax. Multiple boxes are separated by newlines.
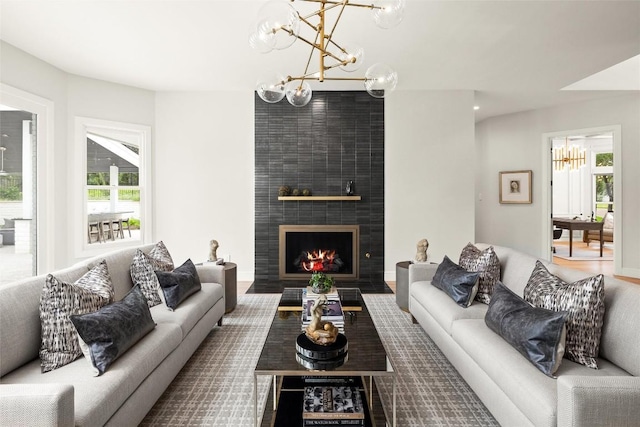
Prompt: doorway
<box><xmin>542</xmin><ymin>125</ymin><xmax>621</xmax><ymax>276</ymax></box>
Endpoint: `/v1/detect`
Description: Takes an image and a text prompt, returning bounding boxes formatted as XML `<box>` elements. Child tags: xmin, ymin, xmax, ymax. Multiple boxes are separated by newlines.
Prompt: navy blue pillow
<box><xmin>485</xmin><ymin>282</ymin><xmax>567</xmax><ymax>377</ymax></box>
<box><xmin>155</xmin><ymin>258</ymin><xmax>201</xmax><ymax>310</ymax></box>
<box><xmin>70</xmin><ymin>285</ymin><xmax>155</xmax><ymax>376</ymax></box>
<box><xmin>431</xmin><ymin>255</ymin><xmax>479</xmax><ymax>307</ymax></box>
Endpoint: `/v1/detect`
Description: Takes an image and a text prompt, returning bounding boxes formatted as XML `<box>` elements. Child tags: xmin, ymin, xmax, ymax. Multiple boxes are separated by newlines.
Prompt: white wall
<box><xmin>1</xmin><ymin>41</ymin><xmax>155</xmax><ymax>268</ymax></box>
<box><xmin>154</xmin><ymin>91</ymin><xmax>255</xmax><ymax>280</ymax></box>
<box><xmin>384</xmin><ymin>90</ymin><xmax>476</xmax><ymax>279</ymax></box>
<box><xmin>476</xmin><ymin>93</ymin><xmax>640</xmax><ymax>276</ymax></box>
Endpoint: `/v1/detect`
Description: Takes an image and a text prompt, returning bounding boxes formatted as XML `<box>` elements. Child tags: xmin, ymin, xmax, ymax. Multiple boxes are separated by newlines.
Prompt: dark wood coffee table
<box><xmin>254</xmin><ymin>288</ymin><xmax>396</xmax><ymax>427</ymax></box>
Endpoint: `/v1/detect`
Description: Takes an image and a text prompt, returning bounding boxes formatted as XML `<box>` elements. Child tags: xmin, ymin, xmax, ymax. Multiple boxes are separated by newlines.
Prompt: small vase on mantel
<box><xmin>345</xmin><ymin>180</ymin><xmax>354</xmax><ymax>196</ymax></box>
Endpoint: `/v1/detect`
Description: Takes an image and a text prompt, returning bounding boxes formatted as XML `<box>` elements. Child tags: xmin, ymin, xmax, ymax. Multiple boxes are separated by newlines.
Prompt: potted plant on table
<box><xmin>309</xmin><ymin>271</ymin><xmax>334</xmax><ymax>294</ymax></box>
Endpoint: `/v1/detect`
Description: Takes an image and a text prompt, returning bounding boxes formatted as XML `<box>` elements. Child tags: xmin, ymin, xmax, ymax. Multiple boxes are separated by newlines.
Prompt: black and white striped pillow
<box><xmin>39</xmin><ymin>260</ymin><xmax>113</xmax><ymax>373</ymax></box>
<box><xmin>130</xmin><ymin>241</ymin><xmax>174</xmax><ymax>307</ymax></box>
<box><xmin>524</xmin><ymin>261</ymin><xmax>605</xmax><ymax>369</ymax></box>
<box><xmin>459</xmin><ymin>243</ymin><xmax>501</xmax><ymax>304</ymax></box>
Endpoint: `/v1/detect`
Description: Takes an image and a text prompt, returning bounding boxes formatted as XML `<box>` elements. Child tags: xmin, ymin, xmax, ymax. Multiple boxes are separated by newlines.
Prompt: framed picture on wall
<box><xmin>499</xmin><ymin>170</ymin><xmax>532</xmax><ymax>204</ymax></box>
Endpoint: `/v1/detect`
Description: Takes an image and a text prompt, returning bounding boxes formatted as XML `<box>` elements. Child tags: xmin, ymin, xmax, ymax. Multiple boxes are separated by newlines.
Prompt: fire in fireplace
<box><xmin>279</xmin><ymin>225</ymin><xmax>359</xmax><ymax>280</ymax></box>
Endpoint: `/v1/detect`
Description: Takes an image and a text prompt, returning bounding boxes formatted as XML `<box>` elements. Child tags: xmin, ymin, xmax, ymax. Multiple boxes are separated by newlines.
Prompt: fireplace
<box><xmin>279</xmin><ymin>225</ymin><xmax>359</xmax><ymax>280</ymax></box>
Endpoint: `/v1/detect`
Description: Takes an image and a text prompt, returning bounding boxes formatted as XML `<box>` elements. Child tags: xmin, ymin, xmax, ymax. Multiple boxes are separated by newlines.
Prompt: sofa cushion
<box><xmin>71</xmin><ymin>285</ymin><xmax>156</xmax><ymax>376</ymax></box>
<box><xmin>451</xmin><ymin>318</ymin><xmax>630</xmax><ymax>427</ymax></box>
<box><xmin>155</xmin><ymin>259</ymin><xmax>202</xmax><ymax>310</ymax></box>
<box><xmin>39</xmin><ymin>260</ymin><xmax>114</xmax><ymax>373</ymax></box>
<box><xmin>459</xmin><ymin>243</ymin><xmax>501</xmax><ymax>304</ymax></box>
<box><xmin>431</xmin><ymin>255</ymin><xmax>479</xmax><ymax>307</ymax></box>
<box><xmin>409</xmin><ymin>281</ymin><xmax>487</xmax><ymax>335</ymax></box>
<box><xmin>485</xmin><ymin>282</ymin><xmax>567</xmax><ymax>377</ymax></box>
<box><xmin>1</xmin><ymin>322</ymin><xmax>182</xmax><ymax>427</ymax></box>
<box><xmin>151</xmin><ymin>282</ymin><xmax>223</xmax><ymax>338</ymax></box>
<box><xmin>131</xmin><ymin>243</ymin><xmax>174</xmax><ymax>307</ymax></box>
<box><xmin>524</xmin><ymin>261</ymin><xmax>605</xmax><ymax>369</ymax></box>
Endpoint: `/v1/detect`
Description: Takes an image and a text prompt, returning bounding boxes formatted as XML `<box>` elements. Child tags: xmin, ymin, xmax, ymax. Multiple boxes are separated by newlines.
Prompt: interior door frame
<box><xmin>0</xmin><ymin>83</ymin><xmax>55</xmax><ymax>274</ymax></box>
<box><xmin>541</xmin><ymin>125</ymin><xmax>622</xmax><ymax>273</ymax></box>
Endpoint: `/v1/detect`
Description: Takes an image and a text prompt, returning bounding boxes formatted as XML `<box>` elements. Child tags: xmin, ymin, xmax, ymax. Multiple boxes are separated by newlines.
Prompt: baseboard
<box><xmin>384</xmin><ymin>270</ymin><xmax>396</xmax><ymax>282</ymax></box>
<box><xmin>619</xmin><ymin>266</ymin><xmax>640</xmax><ymax>280</ymax></box>
<box><xmin>237</xmin><ymin>271</ymin><xmax>254</xmax><ymax>282</ymax></box>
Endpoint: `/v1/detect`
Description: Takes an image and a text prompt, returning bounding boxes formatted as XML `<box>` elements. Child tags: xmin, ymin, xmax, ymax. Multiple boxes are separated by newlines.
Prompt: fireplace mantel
<box><xmin>277</xmin><ymin>196</ymin><xmax>362</xmax><ymax>201</ymax></box>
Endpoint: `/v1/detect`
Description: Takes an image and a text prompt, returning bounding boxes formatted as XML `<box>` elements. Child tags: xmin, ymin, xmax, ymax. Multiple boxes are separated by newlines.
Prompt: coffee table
<box><xmin>254</xmin><ymin>288</ymin><xmax>396</xmax><ymax>427</ymax></box>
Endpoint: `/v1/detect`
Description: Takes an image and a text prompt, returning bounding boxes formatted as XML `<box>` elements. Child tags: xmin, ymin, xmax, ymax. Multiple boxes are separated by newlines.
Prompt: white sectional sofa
<box><xmin>409</xmin><ymin>243</ymin><xmax>640</xmax><ymax>427</ymax></box>
<box><xmin>0</xmin><ymin>243</ymin><xmax>226</xmax><ymax>426</ymax></box>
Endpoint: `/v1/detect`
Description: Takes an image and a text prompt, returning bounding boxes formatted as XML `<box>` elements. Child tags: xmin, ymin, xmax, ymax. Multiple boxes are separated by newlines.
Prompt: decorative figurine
<box><xmin>415</xmin><ymin>238</ymin><xmax>429</xmax><ymax>263</ymax></box>
<box><xmin>345</xmin><ymin>180</ymin><xmax>354</xmax><ymax>196</ymax></box>
<box><xmin>208</xmin><ymin>239</ymin><xmax>219</xmax><ymax>262</ymax></box>
<box><xmin>305</xmin><ymin>294</ymin><xmax>339</xmax><ymax>345</ymax></box>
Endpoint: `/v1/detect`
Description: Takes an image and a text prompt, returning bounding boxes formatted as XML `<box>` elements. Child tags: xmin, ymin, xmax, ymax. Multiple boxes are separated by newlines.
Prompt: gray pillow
<box><xmin>71</xmin><ymin>285</ymin><xmax>155</xmax><ymax>376</ymax></box>
<box><xmin>485</xmin><ymin>282</ymin><xmax>567</xmax><ymax>377</ymax></box>
<box><xmin>155</xmin><ymin>259</ymin><xmax>201</xmax><ymax>310</ymax></box>
<box><xmin>431</xmin><ymin>255</ymin><xmax>479</xmax><ymax>307</ymax></box>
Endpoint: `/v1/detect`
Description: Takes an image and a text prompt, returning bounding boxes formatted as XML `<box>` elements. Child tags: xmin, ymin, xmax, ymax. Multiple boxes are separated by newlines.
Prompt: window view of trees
<box><xmin>594</xmin><ymin>152</ymin><xmax>613</xmax><ymax>219</ymax></box>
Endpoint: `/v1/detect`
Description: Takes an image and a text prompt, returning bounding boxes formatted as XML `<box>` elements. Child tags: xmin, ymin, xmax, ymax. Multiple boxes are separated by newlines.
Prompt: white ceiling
<box><xmin>1</xmin><ymin>0</ymin><xmax>639</xmax><ymax>121</ymax></box>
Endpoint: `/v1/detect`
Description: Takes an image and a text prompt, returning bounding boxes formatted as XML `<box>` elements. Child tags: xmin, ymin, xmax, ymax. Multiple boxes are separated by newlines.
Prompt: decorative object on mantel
<box><xmin>415</xmin><ymin>238</ymin><xmax>429</xmax><ymax>263</ymax></box>
<box><xmin>302</xmin><ymin>188</ymin><xmax>311</xmax><ymax>196</ymax></box>
<box><xmin>309</xmin><ymin>271</ymin><xmax>334</xmax><ymax>294</ymax></box>
<box><xmin>499</xmin><ymin>170</ymin><xmax>532</xmax><ymax>204</ymax></box>
<box><xmin>304</xmin><ymin>294</ymin><xmax>340</xmax><ymax>345</ymax></box>
<box><xmin>345</xmin><ymin>180</ymin><xmax>354</xmax><ymax>196</ymax></box>
<box><xmin>278</xmin><ymin>185</ymin><xmax>291</xmax><ymax>196</ymax></box>
<box><xmin>291</xmin><ymin>188</ymin><xmax>301</xmax><ymax>196</ymax></box>
<box><xmin>250</xmin><ymin>0</ymin><xmax>405</xmax><ymax>107</ymax></box>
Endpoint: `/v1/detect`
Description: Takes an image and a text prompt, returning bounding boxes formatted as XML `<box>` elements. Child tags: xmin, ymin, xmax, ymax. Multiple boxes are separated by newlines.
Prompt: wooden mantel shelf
<box><xmin>277</xmin><ymin>195</ymin><xmax>362</xmax><ymax>201</ymax></box>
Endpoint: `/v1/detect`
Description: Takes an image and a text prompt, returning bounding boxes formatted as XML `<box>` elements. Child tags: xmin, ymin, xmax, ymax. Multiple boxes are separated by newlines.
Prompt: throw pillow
<box><xmin>39</xmin><ymin>260</ymin><xmax>114</xmax><ymax>373</ymax></box>
<box><xmin>130</xmin><ymin>241</ymin><xmax>174</xmax><ymax>307</ymax></box>
<box><xmin>485</xmin><ymin>282</ymin><xmax>567</xmax><ymax>377</ymax></box>
<box><xmin>459</xmin><ymin>243</ymin><xmax>501</xmax><ymax>304</ymax></box>
<box><xmin>155</xmin><ymin>259</ymin><xmax>202</xmax><ymax>310</ymax></box>
<box><xmin>71</xmin><ymin>285</ymin><xmax>156</xmax><ymax>376</ymax></box>
<box><xmin>431</xmin><ymin>255</ymin><xmax>479</xmax><ymax>307</ymax></box>
<box><xmin>523</xmin><ymin>261</ymin><xmax>605</xmax><ymax>369</ymax></box>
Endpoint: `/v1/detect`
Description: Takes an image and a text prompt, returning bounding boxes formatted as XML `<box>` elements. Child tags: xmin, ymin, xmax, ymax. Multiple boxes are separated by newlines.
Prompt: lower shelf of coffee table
<box><xmin>261</xmin><ymin>376</ymin><xmax>388</xmax><ymax>427</ymax></box>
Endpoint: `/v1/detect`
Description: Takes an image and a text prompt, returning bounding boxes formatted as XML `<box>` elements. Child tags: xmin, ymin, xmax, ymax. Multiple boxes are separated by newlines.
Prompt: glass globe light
<box><xmin>257</xmin><ymin>0</ymin><xmax>300</xmax><ymax>50</ymax></box>
<box><xmin>372</xmin><ymin>0</ymin><xmax>406</xmax><ymax>29</ymax></box>
<box><xmin>249</xmin><ymin>21</ymin><xmax>276</xmax><ymax>54</ymax></box>
<box><xmin>338</xmin><ymin>43</ymin><xmax>365</xmax><ymax>72</ymax></box>
<box><xmin>285</xmin><ymin>81</ymin><xmax>312</xmax><ymax>107</ymax></box>
<box><xmin>256</xmin><ymin>74</ymin><xmax>286</xmax><ymax>103</ymax></box>
<box><xmin>364</xmin><ymin>63</ymin><xmax>398</xmax><ymax>98</ymax></box>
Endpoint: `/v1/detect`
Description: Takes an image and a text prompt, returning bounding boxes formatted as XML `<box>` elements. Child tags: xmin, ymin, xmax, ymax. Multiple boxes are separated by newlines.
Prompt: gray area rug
<box><xmin>142</xmin><ymin>293</ymin><xmax>498</xmax><ymax>426</ymax></box>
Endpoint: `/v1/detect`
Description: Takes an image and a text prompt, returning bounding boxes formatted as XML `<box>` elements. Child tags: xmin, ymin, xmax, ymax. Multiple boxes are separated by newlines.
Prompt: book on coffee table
<box><xmin>302</xmin><ymin>386</ymin><xmax>365</xmax><ymax>420</ymax></box>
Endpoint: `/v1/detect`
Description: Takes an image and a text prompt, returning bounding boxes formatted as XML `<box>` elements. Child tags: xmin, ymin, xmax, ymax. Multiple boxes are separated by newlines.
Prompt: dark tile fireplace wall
<box><xmin>254</xmin><ymin>91</ymin><xmax>385</xmax><ymax>283</ymax></box>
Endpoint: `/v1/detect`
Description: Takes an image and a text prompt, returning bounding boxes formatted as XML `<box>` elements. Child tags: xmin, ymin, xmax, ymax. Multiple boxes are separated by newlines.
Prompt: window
<box><xmin>75</xmin><ymin>117</ymin><xmax>151</xmax><ymax>256</ymax></box>
<box><xmin>592</xmin><ymin>151</ymin><xmax>613</xmax><ymax>220</ymax></box>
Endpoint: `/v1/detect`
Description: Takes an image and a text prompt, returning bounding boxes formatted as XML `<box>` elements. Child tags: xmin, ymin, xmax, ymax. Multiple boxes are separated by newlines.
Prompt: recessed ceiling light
<box><xmin>473</xmin><ymin>105</ymin><xmax>480</xmax><ymax>111</ymax></box>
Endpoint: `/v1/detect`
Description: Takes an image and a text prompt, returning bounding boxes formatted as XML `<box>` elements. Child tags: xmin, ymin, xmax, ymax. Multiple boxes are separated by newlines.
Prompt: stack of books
<box><xmin>302</xmin><ymin>385</ymin><xmax>365</xmax><ymax>426</ymax></box>
<box><xmin>302</xmin><ymin>287</ymin><xmax>345</xmax><ymax>332</ymax></box>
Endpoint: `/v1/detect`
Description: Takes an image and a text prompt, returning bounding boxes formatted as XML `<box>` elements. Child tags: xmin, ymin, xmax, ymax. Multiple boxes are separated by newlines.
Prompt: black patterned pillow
<box><xmin>71</xmin><ymin>285</ymin><xmax>156</xmax><ymax>376</ymax></box>
<box><xmin>39</xmin><ymin>260</ymin><xmax>113</xmax><ymax>373</ymax></box>
<box><xmin>130</xmin><ymin>241</ymin><xmax>174</xmax><ymax>307</ymax></box>
<box><xmin>155</xmin><ymin>259</ymin><xmax>202</xmax><ymax>310</ymax></box>
<box><xmin>523</xmin><ymin>261</ymin><xmax>605</xmax><ymax>369</ymax></box>
<box><xmin>459</xmin><ymin>243</ymin><xmax>501</xmax><ymax>304</ymax></box>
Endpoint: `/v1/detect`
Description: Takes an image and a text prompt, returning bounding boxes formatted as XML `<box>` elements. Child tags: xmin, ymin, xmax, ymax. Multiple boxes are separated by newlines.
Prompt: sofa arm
<box><xmin>408</xmin><ymin>262</ymin><xmax>439</xmax><ymax>285</ymax></box>
<box><xmin>557</xmin><ymin>376</ymin><xmax>640</xmax><ymax>427</ymax></box>
<box><xmin>0</xmin><ymin>383</ymin><xmax>74</xmax><ymax>427</ymax></box>
<box><xmin>196</xmin><ymin>263</ymin><xmax>225</xmax><ymax>285</ymax></box>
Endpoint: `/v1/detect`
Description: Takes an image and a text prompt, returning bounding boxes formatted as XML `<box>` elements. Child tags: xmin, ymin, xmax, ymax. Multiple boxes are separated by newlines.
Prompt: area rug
<box><xmin>142</xmin><ymin>294</ymin><xmax>498</xmax><ymax>426</ymax></box>
<box><xmin>553</xmin><ymin>243</ymin><xmax>614</xmax><ymax>261</ymax></box>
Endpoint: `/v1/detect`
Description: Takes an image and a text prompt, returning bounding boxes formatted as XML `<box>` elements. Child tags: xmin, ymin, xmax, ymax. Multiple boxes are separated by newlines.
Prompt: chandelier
<box><xmin>249</xmin><ymin>0</ymin><xmax>405</xmax><ymax>107</ymax></box>
<box><xmin>553</xmin><ymin>137</ymin><xmax>586</xmax><ymax>171</ymax></box>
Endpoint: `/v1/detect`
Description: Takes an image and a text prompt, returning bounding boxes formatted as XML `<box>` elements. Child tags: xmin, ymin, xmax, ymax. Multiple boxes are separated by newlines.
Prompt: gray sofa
<box><xmin>0</xmin><ymin>243</ymin><xmax>226</xmax><ymax>426</ymax></box>
<box><xmin>409</xmin><ymin>243</ymin><xmax>640</xmax><ymax>427</ymax></box>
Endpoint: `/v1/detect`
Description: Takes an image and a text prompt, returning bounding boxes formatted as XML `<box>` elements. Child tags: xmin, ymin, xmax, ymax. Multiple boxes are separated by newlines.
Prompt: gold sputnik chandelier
<box><xmin>553</xmin><ymin>137</ymin><xmax>586</xmax><ymax>171</ymax></box>
<box><xmin>249</xmin><ymin>0</ymin><xmax>405</xmax><ymax>107</ymax></box>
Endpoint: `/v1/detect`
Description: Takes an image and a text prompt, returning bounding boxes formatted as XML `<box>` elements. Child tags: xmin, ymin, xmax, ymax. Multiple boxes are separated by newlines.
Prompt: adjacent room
<box><xmin>1</xmin><ymin>1</ymin><xmax>639</xmax><ymax>426</ymax></box>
